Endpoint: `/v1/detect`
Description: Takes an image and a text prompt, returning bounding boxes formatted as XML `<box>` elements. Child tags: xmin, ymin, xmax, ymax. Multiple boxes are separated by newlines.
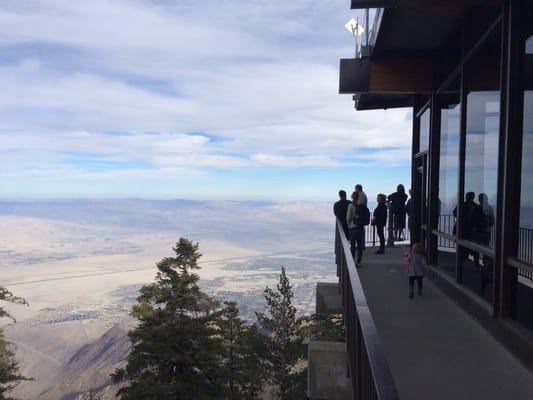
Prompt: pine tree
<box><xmin>114</xmin><ymin>238</ymin><xmax>224</xmax><ymax>400</ymax></box>
<box><xmin>238</xmin><ymin>323</ymin><xmax>268</xmax><ymax>399</ymax></box>
<box><xmin>301</xmin><ymin>313</ymin><xmax>345</xmax><ymax>343</ymax></box>
<box><xmin>0</xmin><ymin>288</ymin><xmax>27</xmax><ymax>323</ymax></box>
<box><xmin>218</xmin><ymin>302</ymin><xmax>266</xmax><ymax>400</ymax></box>
<box><xmin>256</xmin><ymin>267</ymin><xmax>306</xmax><ymax>400</ymax></box>
<box><xmin>218</xmin><ymin>301</ymin><xmax>244</xmax><ymax>399</ymax></box>
<box><xmin>0</xmin><ymin>287</ymin><xmax>29</xmax><ymax>400</ymax></box>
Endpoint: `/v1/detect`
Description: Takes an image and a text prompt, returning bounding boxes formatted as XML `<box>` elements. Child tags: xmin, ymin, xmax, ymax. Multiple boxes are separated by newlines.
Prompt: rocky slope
<box><xmin>38</xmin><ymin>324</ymin><xmax>131</xmax><ymax>400</ymax></box>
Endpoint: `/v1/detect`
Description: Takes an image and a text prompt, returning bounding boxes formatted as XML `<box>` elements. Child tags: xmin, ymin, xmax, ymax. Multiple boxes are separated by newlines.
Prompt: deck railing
<box><xmin>351</xmin><ymin>8</ymin><xmax>383</xmax><ymax>59</ymax></box>
<box><xmin>348</xmin><ymin>222</ymin><xmax>410</xmax><ymax>247</ymax></box>
<box><xmin>335</xmin><ymin>218</ymin><xmax>400</xmax><ymax>400</ymax></box>
<box><xmin>437</xmin><ymin>214</ymin><xmax>533</xmax><ymax>281</ymax></box>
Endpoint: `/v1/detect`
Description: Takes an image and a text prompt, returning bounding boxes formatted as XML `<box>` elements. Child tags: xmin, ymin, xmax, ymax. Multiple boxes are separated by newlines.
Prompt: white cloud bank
<box><xmin>0</xmin><ymin>0</ymin><xmax>412</xmax><ymax>197</ymax></box>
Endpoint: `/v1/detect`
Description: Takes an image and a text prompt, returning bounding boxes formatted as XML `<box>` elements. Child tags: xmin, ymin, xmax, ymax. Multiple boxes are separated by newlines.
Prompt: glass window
<box><xmin>460</xmin><ymin>246</ymin><xmax>494</xmax><ymax>304</ymax></box>
<box><xmin>419</xmin><ymin>108</ymin><xmax>430</xmax><ymax>152</ymax></box>
<box><xmin>514</xmin><ymin>0</ymin><xmax>533</xmax><ymax>331</ymax></box>
<box><xmin>515</xmin><ymin>33</ymin><xmax>533</xmax><ymax>333</ymax></box>
<box><xmin>519</xmin><ymin>35</ymin><xmax>533</xmax><ymax>264</ymax></box>
<box><xmin>435</xmin><ymin>235</ymin><xmax>457</xmax><ymax>280</ymax></box>
<box><xmin>463</xmin><ymin>27</ymin><xmax>501</xmax><ymax>249</ymax></box>
<box><xmin>526</xmin><ymin>35</ymin><xmax>533</xmax><ymax>54</ymax></box>
<box><xmin>438</xmin><ymin>80</ymin><xmax>460</xmax><ymax>235</ymax></box>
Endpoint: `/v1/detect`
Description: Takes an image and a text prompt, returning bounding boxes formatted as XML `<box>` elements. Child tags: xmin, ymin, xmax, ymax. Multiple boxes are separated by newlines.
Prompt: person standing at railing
<box><xmin>470</xmin><ymin>193</ymin><xmax>496</xmax><ymax>286</ymax></box>
<box><xmin>334</xmin><ymin>190</ymin><xmax>351</xmax><ymax>238</ymax></box>
<box><xmin>472</xmin><ymin>193</ymin><xmax>495</xmax><ymax>247</ymax></box>
<box><xmin>388</xmin><ymin>184</ymin><xmax>408</xmax><ymax>241</ymax></box>
<box><xmin>406</xmin><ymin>189</ymin><xmax>412</xmax><ymax>236</ymax></box>
<box><xmin>354</xmin><ymin>184</ymin><xmax>368</xmax><ymax>206</ymax></box>
<box><xmin>347</xmin><ymin>191</ymin><xmax>370</xmax><ymax>267</ymax></box>
<box><xmin>453</xmin><ymin>192</ymin><xmax>479</xmax><ymax>265</ymax></box>
<box><xmin>372</xmin><ymin>194</ymin><xmax>387</xmax><ymax>255</ymax></box>
<box><xmin>453</xmin><ymin>192</ymin><xmax>476</xmax><ymax>239</ymax></box>
<box><xmin>355</xmin><ymin>184</ymin><xmax>368</xmax><ymax>248</ymax></box>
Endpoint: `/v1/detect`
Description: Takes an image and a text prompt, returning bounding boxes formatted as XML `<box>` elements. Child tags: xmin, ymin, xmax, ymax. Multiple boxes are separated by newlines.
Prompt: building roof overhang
<box><xmin>341</xmin><ymin>1</ymin><xmax>504</xmax><ymax>110</ymax></box>
<box><xmin>351</xmin><ymin>0</ymin><xmax>503</xmax><ymax>9</ymax></box>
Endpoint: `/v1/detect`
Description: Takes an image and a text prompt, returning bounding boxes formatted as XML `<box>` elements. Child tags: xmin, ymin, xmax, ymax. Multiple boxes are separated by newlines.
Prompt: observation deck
<box><xmin>308</xmin><ymin>220</ymin><xmax>533</xmax><ymax>400</ymax></box>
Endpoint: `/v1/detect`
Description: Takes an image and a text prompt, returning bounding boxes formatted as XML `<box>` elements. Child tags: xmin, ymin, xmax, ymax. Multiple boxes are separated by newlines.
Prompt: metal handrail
<box><xmin>436</xmin><ymin>214</ymin><xmax>533</xmax><ymax>282</ymax></box>
<box><xmin>335</xmin><ymin>218</ymin><xmax>400</xmax><ymax>400</ymax></box>
<box><xmin>345</xmin><ymin>222</ymin><xmax>410</xmax><ymax>247</ymax></box>
<box><xmin>351</xmin><ymin>8</ymin><xmax>382</xmax><ymax>59</ymax></box>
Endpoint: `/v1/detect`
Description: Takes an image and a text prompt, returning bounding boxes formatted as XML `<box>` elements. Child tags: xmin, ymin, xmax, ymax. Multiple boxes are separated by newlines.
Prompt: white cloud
<box><xmin>0</xmin><ymin>0</ymin><xmax>412</xmax><ymax>197</ymax></box>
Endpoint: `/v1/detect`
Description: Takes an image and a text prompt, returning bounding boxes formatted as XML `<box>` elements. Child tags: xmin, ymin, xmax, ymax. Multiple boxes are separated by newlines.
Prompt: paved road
<box><xmin>358</xmin><ymin>246</ymin><xmax>533</xmax><ymax>400</ymax></box>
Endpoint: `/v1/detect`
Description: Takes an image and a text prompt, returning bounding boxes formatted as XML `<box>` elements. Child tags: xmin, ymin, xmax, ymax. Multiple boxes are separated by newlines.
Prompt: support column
<box><xmin>427</xmin><ymin>94</ymin><xmax>441</xmax><ymax>265</ymax></box>
<box><xmin>495</xmin><ymin>0</ymin><xmax>524</xmax><ymax>319</ymax></box>
<box><xmin>410</xmin><ymin>97</ymin><xmax>421</xmax><ymax>245</ymax></box>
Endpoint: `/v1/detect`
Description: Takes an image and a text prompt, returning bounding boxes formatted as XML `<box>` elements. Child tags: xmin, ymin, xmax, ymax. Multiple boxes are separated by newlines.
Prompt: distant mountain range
<box><xmin>0</xmin><ymin>198</ymin><xmax>332</xmax><ymax>244</ymax></box>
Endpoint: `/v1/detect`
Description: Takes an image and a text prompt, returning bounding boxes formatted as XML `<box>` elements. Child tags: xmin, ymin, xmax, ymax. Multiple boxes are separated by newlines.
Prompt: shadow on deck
<box><xmin>357</xmin><ymin>245</ymin><xmax>533</xmax><ymax>400</ymax></box>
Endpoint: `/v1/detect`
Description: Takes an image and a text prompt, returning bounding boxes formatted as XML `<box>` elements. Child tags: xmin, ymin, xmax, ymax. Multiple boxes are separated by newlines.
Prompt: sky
<box><xmin>0</xmin><ymin>0</ymin><xmax>412</xmax><ymax>201</ymax></box>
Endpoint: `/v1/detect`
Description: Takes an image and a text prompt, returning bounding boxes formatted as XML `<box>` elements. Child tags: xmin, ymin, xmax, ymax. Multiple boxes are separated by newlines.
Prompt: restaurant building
<box><xmin>335</xmin><ymin>0</ymin><xmax>533</xmax><ymax>395</ymax></box>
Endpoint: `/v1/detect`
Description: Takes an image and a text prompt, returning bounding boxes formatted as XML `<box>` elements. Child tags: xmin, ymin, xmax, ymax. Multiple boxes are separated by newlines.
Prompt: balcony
<box><xmin>348</xmin><ymin>8</ymin><xmax>383</xmax><ymax>59</ymax></box>
<box><xmin>309</xmin><ymin>220</ymin><xmax>533</xmax><ymax>400</ymax></box>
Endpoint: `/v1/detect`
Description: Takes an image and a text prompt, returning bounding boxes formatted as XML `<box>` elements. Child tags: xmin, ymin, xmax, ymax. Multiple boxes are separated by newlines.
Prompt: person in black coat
<box><xmin>334</xmin><ymin>190</ymin><xmax>351</xmax><ymax>238</ymax></box>
<box><xmin>373</xmin><ymin>194</ymin><xmax>388</xmax><ymax>254</ymax></box>
<box><xmin>452</xmin><ymin>191</ymin><xmax>476</xmax><ymax>240</ymax></box>
<box><xmin>388</xmin><ymin>184</ymin><xmax>408</xmax><ymax>241</ymax></box>
<box><xmin>405</xmin><ymin>189</ymin><xmax>412</xmax><ymax>235</ymax></box>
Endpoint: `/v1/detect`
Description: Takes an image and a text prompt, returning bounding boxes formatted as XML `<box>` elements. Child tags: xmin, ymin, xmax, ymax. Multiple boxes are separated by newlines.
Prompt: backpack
<box><xmin>355</xmin><ymin>205</ymin><xmax>371</xmax><ymax>226</ymax></box>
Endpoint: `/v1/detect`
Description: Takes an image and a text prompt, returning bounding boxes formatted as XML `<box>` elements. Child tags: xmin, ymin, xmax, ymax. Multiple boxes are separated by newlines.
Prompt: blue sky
<box><xmin>0</xmin><ymin>0</ymin><xmax>412</xmax><ymax>201</ymax></box>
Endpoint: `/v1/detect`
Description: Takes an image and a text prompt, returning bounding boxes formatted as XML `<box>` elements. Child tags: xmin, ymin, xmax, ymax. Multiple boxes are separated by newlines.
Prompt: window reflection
<box><xmin>419</xmin><ymin>108</ymin><xmax>430</xmax><ymax>152</ymax></box>
<box><xmin>438</xmin><ymin>88</ymin><xmax>460</xmax><ymax>235</ymax></box>
<box><xmin>464</xmin><ymin>27</ymin><xmax>501</xmax><ymax>250</ymax></box>
<box><xmin>518</xmin><ymin>91</ymin><xmax>533</xmax><ymax>261</ymax></box>
<box><xmin>464</xmin><ymin>92</ymin><xmax>499</xmax><ymax>248</ymax></box>
<box><xmin>436</xmin><ymin>238</ymin><xmax>457</xmax><ymax>280</ymax></box>
<box><xmin>516</xmin><ymin>34</ymin><xmax>533</xmax><ymax>333</ymax></box>
<box><xmin>520</xmin><ymin>36</ymin><xmax>533</xmax><ymax>250</ymax></box>
<box><xmin>460</xmin><ymin>246</ymin><xmax>494</xmax><ymax>304</ymax></box>
<box><xmin>519</xmin><ymin>35</ymin><xmax>533</xmax><ymax>264</ymax></box>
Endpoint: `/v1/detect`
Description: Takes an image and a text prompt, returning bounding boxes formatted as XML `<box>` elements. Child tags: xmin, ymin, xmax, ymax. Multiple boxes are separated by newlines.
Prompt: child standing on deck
<box><xmin>406</xmin><ymin>243</ymin><xmax>426</xmax><ymax>299</ymax></box>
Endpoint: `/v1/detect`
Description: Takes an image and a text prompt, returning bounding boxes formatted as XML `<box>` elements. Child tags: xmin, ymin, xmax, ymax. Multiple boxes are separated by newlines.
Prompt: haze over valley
<box><xmin>0</xmin><ymin>199</ymin><xmax>336</xmax><ymax>399</ymax></box>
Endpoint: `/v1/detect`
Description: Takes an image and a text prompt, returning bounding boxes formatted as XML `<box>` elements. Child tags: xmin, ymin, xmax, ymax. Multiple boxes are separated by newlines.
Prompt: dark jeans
<box><xmin>349</xmin><ymin>227</ymin><xmax>364</xmax><ymax>263</ymax></box>
<box><xmin>409</xmin><ymin>276</ymin><xmax>423</xmax><ymax>290</ymax></box>
<box><xmin>376</xmin><ymin>225</ymin><xmax>385</xmax><ymax>251</ymax></box>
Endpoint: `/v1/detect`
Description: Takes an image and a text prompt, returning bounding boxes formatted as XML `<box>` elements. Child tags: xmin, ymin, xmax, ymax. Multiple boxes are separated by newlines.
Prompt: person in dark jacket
<box><xmin>453</xmin><ymin>192</ymin><xmax>479</xmax><ymax>265</ymax></box>
<box><xmin>334</xmin><ymin>190</ymin><xmax>351</xmax><ymax>238</ymax></box>
<box><xmin>453</xmin><ymin>192</ymin><xmax>476</xmax><ymax>240</ymax></box>
<box><xmin>373</xmin><ymin>194</ymin><xmax>387</xmax><ymax>254</ymax></box>
<box><xmin>346</xmin><ymin>191</ymin><xmax>366</xmax><ymax>267</ymax></box>
<box><xmin>471</xmin><ymin>193</ymin><xmax>495</xmax><ymax>246</ymax></box>
<box><xmin>405</xmin><ymin>189</ymin><xmax>412</xmax><ymax>235</ymax></box>
<box><xmin>388</xmin><ymin>184</ymin><xmax>408</xmax><ymax>241</ymax></box>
